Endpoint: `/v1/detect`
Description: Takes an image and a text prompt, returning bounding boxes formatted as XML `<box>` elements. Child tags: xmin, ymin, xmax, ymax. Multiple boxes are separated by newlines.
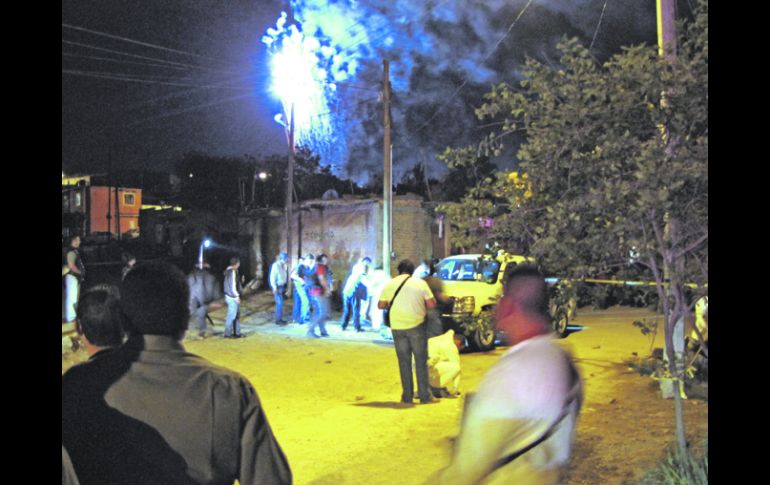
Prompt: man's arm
<box><xmin>269</xmin><ymin>264</ymin><xmax>278</xmax><ymax>292</ymax></box>
<box><xmin>436</xmin><ymin>410</ymin><xmax>545</xmax><ymax>484</ymax></box>
<box><xmin>238</xmin><ymin>382</ymin><xmax>292</xmax><ymax>485</ymax></box>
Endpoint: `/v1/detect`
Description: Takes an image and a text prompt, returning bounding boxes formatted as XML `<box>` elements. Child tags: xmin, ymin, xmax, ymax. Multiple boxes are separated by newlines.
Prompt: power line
<box><xmin>126</xmin><ymin>93</ymin><xmax>254</xmax><ymax>127</ymax></box>
<box><xmin>62</xmin><ymin>52</ymin><xmax>206</xmax><ymax>72</ymax></box>
<box><xmin>62</xmin><ymin>23</ymin><xmax>240</xmax><ymax>70</ymax></box>
<box><xmin>62</xmin><ymin>69</ymin><xmax>252</xmax><ymax>91</ymax></box>
<box><xmin>589</xmin><ymin>0</ymin><xmax>610</xmax><ymax>52</ymax></box>
<box><xmin>62</xmin><ymin>40</ymin><xmax>239</xmax><ymax>76</ymax></box>
<box><xmin>413</xmin><ymin>0</ymin><xmax>536</xmax><ymax>135</ymax></box>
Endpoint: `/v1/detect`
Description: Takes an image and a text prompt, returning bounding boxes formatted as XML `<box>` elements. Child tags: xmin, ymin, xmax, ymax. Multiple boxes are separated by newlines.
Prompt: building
<box><xmin>62</xmin><ymin>173</ymin><xmax>142</xmax><ymax>240</ymax></box>
<box><xmin>238</xmin><ymin>193</ymin><xmax>452</xmax><ymax>292</ymax></box>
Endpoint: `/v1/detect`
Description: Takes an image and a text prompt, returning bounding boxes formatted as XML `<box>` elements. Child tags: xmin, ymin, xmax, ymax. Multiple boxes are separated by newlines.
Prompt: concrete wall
<box><xmin>240</xmin><ymin>195</ymin><xmax>436</xmax><ymax>292</ymax></box>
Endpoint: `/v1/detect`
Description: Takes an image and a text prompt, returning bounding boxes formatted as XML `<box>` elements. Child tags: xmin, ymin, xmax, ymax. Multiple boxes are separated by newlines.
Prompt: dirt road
<box><xmin>62</xmin><ymin>296</ymin><xmax>707</xmax><ymax>484</ymax></box>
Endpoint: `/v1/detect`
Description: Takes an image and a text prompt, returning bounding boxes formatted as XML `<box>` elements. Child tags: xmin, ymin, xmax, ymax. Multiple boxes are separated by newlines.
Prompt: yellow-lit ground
<box><xmin>62</xmin><ymin>294</ymin><xmax>708</xmax><ymax>485</ymax></box>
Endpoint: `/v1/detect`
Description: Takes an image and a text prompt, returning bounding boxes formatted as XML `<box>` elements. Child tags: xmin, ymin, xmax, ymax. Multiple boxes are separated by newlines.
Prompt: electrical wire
<box><xmin>61</xmin><ymin>39</ymin><xmax>250</xmax><ymax>77</ymax></box>
<box><xmin>62</xmin><ymin>69</ymin><xmax>252</xmax><ymax>91</ymax></box>
<box><xmin>589</xmin><ymin>0</ymin><xmax>609</xmax><ymax>53</ymax></box>
<box><xmin>412</xmin><ymin>0</ymin><xmax>535</xmax><ymax>135</ymax></box>
<box><xmin>62</xmin><ymin>23</ymin><xmax>241</xmax><ymax>70</ymax></box>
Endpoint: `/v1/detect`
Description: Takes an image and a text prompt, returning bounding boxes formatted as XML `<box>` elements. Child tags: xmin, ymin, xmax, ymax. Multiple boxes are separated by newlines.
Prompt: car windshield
<box><xmin>436</xmin><ymin>258</ymin><xmax>501</xmax><ymax>283</ymax></box>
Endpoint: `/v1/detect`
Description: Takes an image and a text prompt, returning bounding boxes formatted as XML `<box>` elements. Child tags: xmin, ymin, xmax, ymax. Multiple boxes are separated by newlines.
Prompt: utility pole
<box><xmin>285</xmin><ymin>103</ymin><xmax>296</xmax><ymax>279</ymax></box>
<box><xmin>656</xmin><ymin>0</ymin><xmax>688</xmax><ymax>458</ymax></box>
<box><xmin>382</xmin><ymin>59</ymin><xmax>392</xmax><ymax>275</ymax></box>
<box><xmin>656</xmin><ymin>0</ymin><xmax>677</xmax><ymax>62</ymax></box>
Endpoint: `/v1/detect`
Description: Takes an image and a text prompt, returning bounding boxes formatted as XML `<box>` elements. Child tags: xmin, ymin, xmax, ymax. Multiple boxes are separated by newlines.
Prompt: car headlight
<box><xmin>452</xmin><ymin>296</ymin><xmax>475</xmax><ymax>314</ymax></box>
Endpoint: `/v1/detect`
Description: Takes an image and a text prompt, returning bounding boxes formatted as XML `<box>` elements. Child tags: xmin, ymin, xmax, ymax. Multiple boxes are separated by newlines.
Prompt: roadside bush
<box><xmin>636</xmin><ymin>440</ymin><xmax>708</xmax><ymax>485</ymax></box>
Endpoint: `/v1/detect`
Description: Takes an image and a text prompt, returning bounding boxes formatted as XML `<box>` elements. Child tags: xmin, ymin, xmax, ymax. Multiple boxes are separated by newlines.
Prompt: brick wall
<box><xmin>241</xmin><ymin>195</ymin><xmax>436</xmax><ymax>291</ymax></box>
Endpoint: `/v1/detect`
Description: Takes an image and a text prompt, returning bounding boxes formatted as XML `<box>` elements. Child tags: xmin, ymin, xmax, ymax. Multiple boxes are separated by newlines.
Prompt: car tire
<box><xmin>553</xmin><ymin>308</ymin><xmax>569</xmax><ymax>338</ymax></box>
<box><xmin>470</xmin><ymin>317</ymin><xmax>497</xmax><ymax>351</ymax></box>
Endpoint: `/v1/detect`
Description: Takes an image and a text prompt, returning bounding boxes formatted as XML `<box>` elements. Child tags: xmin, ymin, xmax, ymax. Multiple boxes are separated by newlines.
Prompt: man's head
<box><xmin>278</xmin><ymin>252</ymin><xmax>288</xmax><ymax>262</ymax></box>
<box><xmin>304</xmin><ymin>253</ymin><xmax>316</xmax><ymax>268</ymax></box>
<box><xmin>76</xmin><ymin>284</ymin><xmax>126</xmax><ymax>354</ymax></box>
<box><xmin>397</xmin><ymin>259</ymin><xmax>415</xmax><ymax>276</ymax></box>
<box><xmin>229</xmin><ymin>256</ymin><xmax>240</xmax><ymax>269</ymax></box>
<box><xmin>503</xmin><ymin>265</ymin><xmax>549</xmax><ymax>315</ymax></box>
<box><xmin>317</xmin><ymin>253</ymin><xmax>328</xmax><ymax>265</ymax></box>
<box><xmin>120</xmin><ymin>262</ymin><xmax>190</xmax><ymax>339</ymax></box>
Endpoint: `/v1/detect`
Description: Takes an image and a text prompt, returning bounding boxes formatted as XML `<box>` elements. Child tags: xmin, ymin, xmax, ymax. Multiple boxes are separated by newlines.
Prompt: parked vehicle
<box><xmin>435</xmin><ymin>251</ymin><xmax>577</xmax><ymax>351</ymax></box>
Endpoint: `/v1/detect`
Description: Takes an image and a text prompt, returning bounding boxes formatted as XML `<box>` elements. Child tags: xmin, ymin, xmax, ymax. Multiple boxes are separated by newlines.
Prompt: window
<box><xmin>436</xmin><ymin>258</ymin><xmax>501</xmax><ymax>282</ymax></box>
<box><xmin>123</xmin><ymin>193</ymin><xmax>135</xmax><ymax>206</ymax></box>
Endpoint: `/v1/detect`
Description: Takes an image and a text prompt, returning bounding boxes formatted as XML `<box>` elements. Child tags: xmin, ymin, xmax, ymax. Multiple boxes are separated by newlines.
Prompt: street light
<box><xmin>198</xmin><ymin>238</ymin><xmax>212</xmax><ymax>269</ymax></box>
<box><xmin>258</xmin><ymin>171</ymin><xmax>269</xmax><ymax>208</ymax></box>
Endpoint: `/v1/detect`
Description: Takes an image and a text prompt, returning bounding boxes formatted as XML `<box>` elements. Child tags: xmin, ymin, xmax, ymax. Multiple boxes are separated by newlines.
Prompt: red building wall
<box><xmin>88</xmin><ymin>186</ymin><xmax>142</xmax><ymax>236</ymax></box>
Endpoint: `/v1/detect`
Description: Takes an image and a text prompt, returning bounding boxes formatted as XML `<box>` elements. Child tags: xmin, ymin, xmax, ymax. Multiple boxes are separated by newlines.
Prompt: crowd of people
<box><xmin>63</xmin><ymin>243</ymin><xmax>584</xmax><ymax>484</ymax></box>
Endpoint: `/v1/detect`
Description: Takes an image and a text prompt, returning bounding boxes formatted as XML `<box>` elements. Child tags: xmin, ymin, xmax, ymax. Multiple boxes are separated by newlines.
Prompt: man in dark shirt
<box><xmin>223</xmin><ymin>256</ymin><xmax>244</xmax><ymax>338</ymax></box>
<box><xmin>187</xmin><ymin>261</ymin><xmax>221</xmax><ymax>338</ymax></box>
<box><xmin>62</xmin><ymin>261</ymin><xmax>292</xmax><ymax>485</ymax></box>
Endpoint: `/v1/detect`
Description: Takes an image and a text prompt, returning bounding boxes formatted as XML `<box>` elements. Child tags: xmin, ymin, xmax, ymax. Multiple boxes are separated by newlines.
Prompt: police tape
<box><xmin>545</xmin><ymin>277</ymin><xmax>705</xmax><ymax>289</ymax></box>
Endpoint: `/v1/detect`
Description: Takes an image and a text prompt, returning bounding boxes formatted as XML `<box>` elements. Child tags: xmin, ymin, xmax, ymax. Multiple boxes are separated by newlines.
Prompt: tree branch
<box><xmin>673</xmin><ymin>231</ymin><xmax>708</xmax><ymax>260</ymax></box>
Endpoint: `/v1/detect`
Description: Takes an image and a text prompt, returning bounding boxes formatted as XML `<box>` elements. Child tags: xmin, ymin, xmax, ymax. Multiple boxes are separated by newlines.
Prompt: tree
<box><xmin>174</xmin><ymin>153</ymin><xmax>253</xmax><ymax>211</ymax></box>
<box><xmin>442</xmin><ymin>0</ymin><xmax>707</xmax><ymax>460</ymax></box>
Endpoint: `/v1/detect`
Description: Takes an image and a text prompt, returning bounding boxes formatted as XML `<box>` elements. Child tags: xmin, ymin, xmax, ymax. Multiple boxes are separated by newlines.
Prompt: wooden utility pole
<box><xmin>382</xmin><ymin>60</ymin><xmax>392</xmax><ymax>275</ymax></box>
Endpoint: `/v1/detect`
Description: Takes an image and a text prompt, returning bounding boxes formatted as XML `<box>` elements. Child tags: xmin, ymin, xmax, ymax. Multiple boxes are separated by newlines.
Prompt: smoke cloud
<box><xmin>268</xmin><ymin>0</ymin><xmax>659</xmax><ymax>185</ymax></box>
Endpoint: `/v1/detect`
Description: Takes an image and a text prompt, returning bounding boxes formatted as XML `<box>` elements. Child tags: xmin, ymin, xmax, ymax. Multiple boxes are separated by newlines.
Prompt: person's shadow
<box><xmin>62</xmin><ymin>336</ymin><xmax>200</xmax><ymax>485</ymax></box>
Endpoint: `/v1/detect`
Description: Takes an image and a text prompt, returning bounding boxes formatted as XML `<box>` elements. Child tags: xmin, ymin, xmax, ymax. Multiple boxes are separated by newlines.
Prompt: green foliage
<box><xmin>442</xmin><ymin>2</ymin><xmax>708</xmax><ymax>455</ymax></box>
<box><xmin>441</xmin><ymin>2</ymin><xmax>708</xmax><ymax>288</ymax></box>
<box><xmin>636</xmin><ymin>441</ymin><xmax>708</xmax><ymax>485</ymax></box>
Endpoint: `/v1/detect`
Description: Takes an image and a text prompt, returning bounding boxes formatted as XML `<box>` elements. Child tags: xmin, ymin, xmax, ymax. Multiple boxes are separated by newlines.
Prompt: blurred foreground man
<box><xmin>75</xmin><ymin>284</ymin><xmax>125</xmax><ymax>356</ymax></box>
<box><xmin>435</xmin><ymin>265</ymin><xmax>582</xmax><ymax>484</ymax></box>
<box><xmin>62</xmin><ymin>262</ymin><xmax>292</xmax><ymax>485</ymax></box>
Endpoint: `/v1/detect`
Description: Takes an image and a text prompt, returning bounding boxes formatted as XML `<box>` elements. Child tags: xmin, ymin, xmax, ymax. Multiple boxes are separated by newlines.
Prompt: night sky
<box><xmin>62</xmin><ymin>1</ymin><xmax>692</xmax><ymax>185</ymax></box>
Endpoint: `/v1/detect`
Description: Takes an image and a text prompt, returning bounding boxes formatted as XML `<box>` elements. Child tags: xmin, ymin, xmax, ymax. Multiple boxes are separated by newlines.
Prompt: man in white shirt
<box><xmin>269</xmin><ymin>252</ymin><xmax>289</xmax><ymax>325</ymax></box>
<box><xmin>435</xmin><ymin>265</ymin><xmax>582</xmax><ymax>484</ymax></box>
<box><xmin>378</xmin><ymin>260</ymin><xmax>437</xmax><ymax>404</ymax></box>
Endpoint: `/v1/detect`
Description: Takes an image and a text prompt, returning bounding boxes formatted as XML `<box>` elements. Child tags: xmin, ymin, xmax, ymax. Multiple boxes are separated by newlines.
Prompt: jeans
<box><xmin>292</xmin><ymin>285</ymin><xmax>310</xmax><ymax>323</ymax></box>
<box><xmin>64</xmin><ymin>274</ymin><xmax>80</xmax><ymax>322</ymax></box>
<box><xmin>225</xmin><ymin>296</ymin><xmax>240</xmax><ymax>337</ymax></box>
<box><xmin>190</xmin><ymin>305</ymin><xmax>207</xmax><ymax>332</ymax></box>
<box><xmin>274</xmin><ymin>285</ymin><xmax>286</xmax><ymax>322</ymax></box>
<box><xmin>307</xmin><ymin>294</ymin><xmax>329</xmax><ymax>336</ymax></box>
<box><xmin>391</xmin><ymin>324</ymin><xmax>431</xmax><ymax>402</ymax></box>
<box><xmin>340</xmin><ymin>293</ymin><xmax>363</xmax><ymax>330</ymax></box>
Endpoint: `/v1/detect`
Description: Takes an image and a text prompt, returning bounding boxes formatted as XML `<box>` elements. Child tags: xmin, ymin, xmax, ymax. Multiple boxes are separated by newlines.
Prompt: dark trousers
<box><xmin>307</xmin><ymin>294</ymin><xmax>329</xmax><ymax>336</ymax></box>
<box><xmin>340</xmin><ymin>294</ymin><xmax>363</xmax><ymax>330</ymax></box>
<box><xmin>392</xmin><ymin>324</ymin><xmax>431</xmax><ymax>402</ymax></box>
<box><xmin>190</xmin><ymin>305</ymin><xmax>207</xmax><ymax>332</ymax></box>
<box><xmin>274</xmin><ymin>285</ymin><xmax>286</xmax><ymax>322</ymax></box>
